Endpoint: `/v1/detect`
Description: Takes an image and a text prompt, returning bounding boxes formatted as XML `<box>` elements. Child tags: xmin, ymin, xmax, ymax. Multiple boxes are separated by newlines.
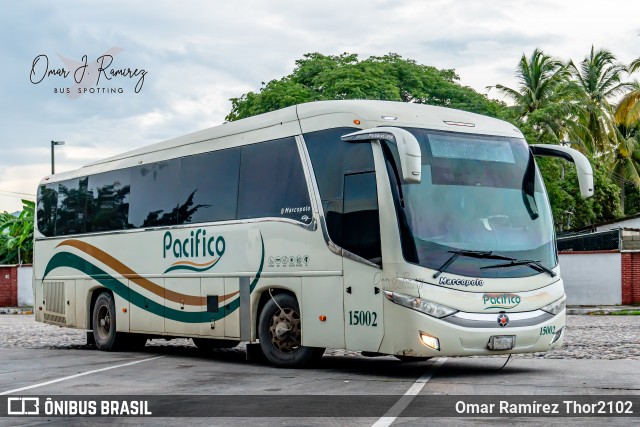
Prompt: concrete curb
<box><xmin>0</xmin><ymin>307</ymin><xmax>34</xmax><ymax>315</ymax></box>
<box><xmin>567</xmin><ymin>305</ymin><xmax>639</xmax><ymax>315</ymax></box>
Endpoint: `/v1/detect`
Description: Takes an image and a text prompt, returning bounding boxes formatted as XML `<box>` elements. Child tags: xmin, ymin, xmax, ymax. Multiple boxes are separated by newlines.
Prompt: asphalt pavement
<box><xmin>0</xmin><ymin>314</ymin><xmax>639</xmax><ymax>426</ymax></box>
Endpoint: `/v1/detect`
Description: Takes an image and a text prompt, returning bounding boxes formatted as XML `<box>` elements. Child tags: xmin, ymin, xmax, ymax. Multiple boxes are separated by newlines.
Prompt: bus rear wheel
<box><xmin>257</xmin><ymin>293</ymin><xmax>324</xmax><ymax>367</ymax></box>
<box><xmin>92</xmin><ymin>292</ymin><xmax>125</xmax><ymax>351</ymax></box>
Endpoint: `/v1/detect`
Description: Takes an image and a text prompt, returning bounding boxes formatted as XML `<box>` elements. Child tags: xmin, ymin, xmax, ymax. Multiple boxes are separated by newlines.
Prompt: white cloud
<box><xmin>1</xmin><ymin>0</ymin><xmax>639</xmax><ymax>211</ymax></box>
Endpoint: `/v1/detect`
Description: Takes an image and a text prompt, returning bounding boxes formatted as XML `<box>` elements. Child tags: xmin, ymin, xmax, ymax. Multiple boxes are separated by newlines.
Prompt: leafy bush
<box><xmin>0</xmin><ymin>200</ymin><xmax>34</xmax><ymax>264</ymax></box>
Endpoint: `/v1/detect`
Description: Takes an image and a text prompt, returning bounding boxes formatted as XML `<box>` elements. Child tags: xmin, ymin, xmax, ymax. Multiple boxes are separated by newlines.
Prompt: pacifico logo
<box><xmin>482</xmin><ymin>293</ymin><xmax>521</xmax><ymax>310</ymax></box>
<box><xmin>163</xmin><ymin>229</ymin><xmax>225</xmax><ymax>274</ymax></box>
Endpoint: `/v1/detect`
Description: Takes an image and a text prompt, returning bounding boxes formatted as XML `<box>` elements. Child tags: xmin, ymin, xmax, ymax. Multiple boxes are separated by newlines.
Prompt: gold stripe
<box><xmin>56</xmin><ymin>240</ymin><xmax>238</xmax><ymax>307</ymax></box>
<box><xmin>219</xmin><ymin>291</ymin><xmax>239</xmax><ymax>303</ymax></box>
<box><xmin>170</xmin><ymin>258</ymin><xmax>219</xmax><ymax>268</ymax></box>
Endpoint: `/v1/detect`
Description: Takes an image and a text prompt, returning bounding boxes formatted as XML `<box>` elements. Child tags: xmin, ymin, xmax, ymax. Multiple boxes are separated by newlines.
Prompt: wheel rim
<box><xmin>268</xmin><ymin>307</ymin><xmax>301</xmax><ymax>353</ymax></box>
<box><xmin>96</xmin><ymin>304</ymin><xmax>111</xmax><ymax>341</ymax></box>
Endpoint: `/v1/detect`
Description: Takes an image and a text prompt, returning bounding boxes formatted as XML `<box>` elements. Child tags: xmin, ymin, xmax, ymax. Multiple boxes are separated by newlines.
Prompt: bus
<box><xmin>34</xmin><ymin>100</ymin><xmax>593</xmax><ymax>367</ymax></box>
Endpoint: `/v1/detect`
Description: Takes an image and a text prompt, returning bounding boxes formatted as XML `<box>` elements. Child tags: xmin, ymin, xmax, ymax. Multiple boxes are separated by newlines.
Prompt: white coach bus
<box><xmin>34</xmin><ymin>100</ymin><xmax>593</xmax><ymax>367</ymax></box>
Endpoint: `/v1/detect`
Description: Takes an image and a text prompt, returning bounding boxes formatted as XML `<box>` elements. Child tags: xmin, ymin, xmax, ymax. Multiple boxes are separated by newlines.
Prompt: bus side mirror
<box><xmin>530</xmin><ymin>144</ymin><xmax>594</xmax><ymax>198</ymax></box>
<box><xmin>341</xmin><ymin>127</ymin><xmax>422</xmax><ymax>183</ymax></box>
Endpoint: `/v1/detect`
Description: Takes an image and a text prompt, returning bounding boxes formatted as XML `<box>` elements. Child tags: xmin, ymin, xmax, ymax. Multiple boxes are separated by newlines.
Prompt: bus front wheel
<box><xmin>257</xmin><ymin>293</ymin><xmax>324</xmax><ymax>367</ymax></box>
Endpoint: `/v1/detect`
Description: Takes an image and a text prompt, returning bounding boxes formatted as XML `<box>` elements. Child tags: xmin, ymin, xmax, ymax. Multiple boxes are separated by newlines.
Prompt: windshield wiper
<box><xmin>432</xmin><ymin>250</ymin><xmax>516</xmax><ymax>279</ymax></box>
<box><xmin>481</xmin><ymin>259</ymin><xmax>556</xmax><ymax>277</ymax></box>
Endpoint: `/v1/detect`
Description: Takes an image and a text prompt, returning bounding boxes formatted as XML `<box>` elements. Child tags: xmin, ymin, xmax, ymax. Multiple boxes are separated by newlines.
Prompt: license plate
<box><xmin>488</xmin><ymin>335</ymin><xmax>515</xmax><ymax>350</ymax></box>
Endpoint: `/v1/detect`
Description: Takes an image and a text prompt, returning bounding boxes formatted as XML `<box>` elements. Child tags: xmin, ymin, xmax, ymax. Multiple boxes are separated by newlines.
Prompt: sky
<box><xmin>1</xmin><ymin>0</ymin><xmax>639</xmax><ymax>213</ymax></box>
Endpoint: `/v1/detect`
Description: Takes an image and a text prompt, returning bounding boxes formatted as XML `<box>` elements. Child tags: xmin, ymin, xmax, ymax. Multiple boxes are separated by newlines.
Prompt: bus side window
<box><xmin>36</xmin><ymin>183</ymin><xmax>59</xmax><ymax>237</ymax></box>
<box><xmin>128</xmin><ymin>159</ymin><xmax>181</xmax><ymax>228</ymax></box>
<box><xmin>178</xmin><ymin>148</ymin><xmax>241</xmax><ymax>224</ymax></box>
<box><xmin>237</xmin><ymin>137</ymin><xmax>312</xmax><ymax>224</ymax></box>
<box><xmin>303</xmin><ymin>127</ymin><xmax>375</xmax><ymax>247</ymax></box>
<box><xmin>55</xmin><ymin>177</ymin><xmax>89</xmax><ymax>235</ymax></box>
<box><xmin>86</xmin><ymin>169</ymin><xmax>131</xmax><ymax>232</ymax></box>
<box><xmin>342</xmin><ymin>172</ymin><xmax>382</xmax><ymax>265</ymax></box>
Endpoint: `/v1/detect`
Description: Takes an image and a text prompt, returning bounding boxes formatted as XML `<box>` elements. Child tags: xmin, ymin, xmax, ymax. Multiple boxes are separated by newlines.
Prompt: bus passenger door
<box><xmin>341</xmin><ymin>172</ymin><xmax>384</xmax><ymax>351</ymax></box>
<box><xmin>344</xmin><ymin>260</ymin><xmax>384</xmax><ymax>351</ymax></box>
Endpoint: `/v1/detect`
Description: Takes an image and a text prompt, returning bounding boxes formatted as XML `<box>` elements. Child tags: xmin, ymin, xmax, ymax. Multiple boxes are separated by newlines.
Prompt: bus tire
<box><xmin>92</xmin><ymin>292</ymin><xmax>124</xmax><ymax>351</ymax></box>
<box><xmin>257</xmin><ymin>293</ymin><xmax>324</xmax><ymax>368</ymax></box>
<box><xmin>193</xmin><ymin>338</ymin><xmax>240</xmax><ymax>350</ymax></box>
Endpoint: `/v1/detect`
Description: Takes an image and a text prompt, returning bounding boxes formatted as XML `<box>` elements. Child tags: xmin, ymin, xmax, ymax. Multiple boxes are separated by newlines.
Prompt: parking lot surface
<box><xmin>1</xmin><ymin>314</ymin><xmax>639</xmax><ymax>426</ymax></box>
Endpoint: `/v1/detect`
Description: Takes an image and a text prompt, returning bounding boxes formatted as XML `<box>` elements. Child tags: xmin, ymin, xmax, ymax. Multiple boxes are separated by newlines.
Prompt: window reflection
<box><xmin>129</xmin><ymin>160</ymin><xmax>180</xmax><ymax>228</ymax></box>
<box><xmin>36</xmin><ymin>137</ymin><xmax>312</xmax><ymax>236</ymax></box>
<box><xmin>342</xmin><ymin>172</ymin><xmax>381</xmax><ymax>264</ymax></box>
<box><xmin>36</xmin><ymin>183</ymin><xmax>58</xmax><ymax>237</ymax></box>
<box><xmin>55</xmin><ymin>177</ymin><xmax>88</xmax><ymax>235</ymax></box>
<box><xmin>86</xmin><ymin>170</ymin><xmax>131</xmax><ymax>232</ymax></box>
<box><xmin>179</xmin><ymin>149</ymin><xmax>241</xmax><ymax>224</ymax></box>
<box><xmin>304</xmin><ymin>127</ymin><xmax>373</xmax><ymax>244</ymax></box>
<box><xmin>238</xmin><ymin>138</ymin><xmax>312</xmax><ymax>223</ymax></box>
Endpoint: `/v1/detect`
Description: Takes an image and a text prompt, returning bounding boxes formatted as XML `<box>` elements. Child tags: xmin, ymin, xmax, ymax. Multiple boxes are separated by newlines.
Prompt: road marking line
<box><xmin>0</xmin><ymin>355</ymin><xmax>165</xmax><ymax>395</ymax></box>
<box><xmin>371</xmin><ymin>357</ymin><xmax>447</xmax><ymax>427</ymax></box>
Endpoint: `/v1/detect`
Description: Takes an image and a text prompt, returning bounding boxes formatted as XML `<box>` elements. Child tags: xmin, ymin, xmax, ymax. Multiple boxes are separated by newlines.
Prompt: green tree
<box><xmin>623</xmin><ymin>182</ymin><xmax>640</xmax><ymax>215</ymax></box>
<box><xmin>226</xmin><ymin>53</ymin><xmax>506</xmax><ymax>121</ymax></box>
<box><xmin>614</xmin><ymin>84</ymin><xmax>640</xmax><ymax>129</ymax></box>
<box><xmin>495</xmin><ymin>49</ymin><xmax>568</xmax><ymax>116</ymax></box>
<box><xmin>613</xmin><ymin>59</ymin><xmax>640</xmax><ymax>133</ymax></box>
<box><xmin>229</xmin><ymin>50</ymin><xmax>630</xmax><ymax>232</ymax></box>
<box><xmin>569</xmin><ymin>47</ymin><xmax>633</xmax><ymax>155</ymax></box>
<box><xmin>498</xmin><ymin>47</ymin><xmax>635</xmax><ymax>226</ymax></box>
<box><xmin>0</xmin><ymin>200</ymin><xmax>35</xmax><ymax>264</ymax></box>
<box><xmin>574</xmin><ymin>166</ymin><xmax>623</xmax><ymax>226</ymax></box>
<box><xmin>540</xmin><ymin>159</ymin><xmax>622</xmax><ymax>230</ymax></box>
<box><xmin>612</xmin><ymin>81</ymin><xmax>640</xmax><ymax>210</ymax></box>
<box><xmin>495</xmin><ymin>49</ymin><xmax>577</xmax><ymax>144</ymax></box>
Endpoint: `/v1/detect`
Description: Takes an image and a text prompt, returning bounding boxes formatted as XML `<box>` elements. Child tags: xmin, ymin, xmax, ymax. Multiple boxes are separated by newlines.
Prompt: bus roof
<box><xmin>47</xmin><ymin>100</ymin><xmax>523</xmax><ymax>182</ymax></box>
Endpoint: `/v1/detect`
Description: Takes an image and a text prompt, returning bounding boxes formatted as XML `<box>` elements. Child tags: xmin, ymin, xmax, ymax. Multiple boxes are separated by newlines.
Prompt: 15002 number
<box><xmin>348</xmin><ymin>310</ymin><xmax>378</xmax><ymax>326</ymax></box>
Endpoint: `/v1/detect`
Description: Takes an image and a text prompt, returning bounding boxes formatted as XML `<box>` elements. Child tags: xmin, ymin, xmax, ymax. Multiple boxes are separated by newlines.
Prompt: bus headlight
<box><xmin>540</xmin><ymin>296</ymin><xmax>566</xmax><ymax>315</ymax></box>
<box><xmin>419</xmin><ymin>331</ymin><xmax>440</xmax><ymax>350</ymax></box>
<box><xmin>384</xmin><ymin>291</ymin><xmax>457</xmax><ymax>318</ymax></box>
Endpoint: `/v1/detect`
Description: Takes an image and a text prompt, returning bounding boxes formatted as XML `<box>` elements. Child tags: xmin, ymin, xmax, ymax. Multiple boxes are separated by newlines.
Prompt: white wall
<box><xmin>559</xmin><ymin>253</ymin><xmax>621</xmax><ymax>305</ymax></box>
<box><xmin>17</xmin><ymin>266</ymin><xmax>33</xmax><ymax>307</ymax></box>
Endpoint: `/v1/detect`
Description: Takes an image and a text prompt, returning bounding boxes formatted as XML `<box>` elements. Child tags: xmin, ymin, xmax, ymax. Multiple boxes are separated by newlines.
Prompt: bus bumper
<box><xmin>380</xmin><ymin>299</ymin><xmax>566</xmax><ymax>357</ymax></box>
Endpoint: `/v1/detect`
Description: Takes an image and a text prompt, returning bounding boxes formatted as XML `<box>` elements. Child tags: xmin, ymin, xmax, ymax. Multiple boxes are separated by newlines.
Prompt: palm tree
<box><xmin>496</xmin><ymin>48</ymin><xmax>569</xmax><ymax>114</ymax></box>
<box><xmin>614</xmin><ymin>59</ymin><xmax>640</xmax><ymax>128</ymax></box>
<box><xmin>569</xmin><ymin>46</ymin><xmax>633</xmax><ymax>156</ymax></box>
<box><xmin>496</xmin><ymin>49</ymin><xmax>575</xmax><ymax>143</ymax></box>
<box><xmin>611</xmin><ymin>62</ymin><xmax>640</xmax><ymax>211</ymax></box>
<box><xmin>610</xmin><ymin>128</ymin><xmax>640</xmax><ymax>210</ymax></box>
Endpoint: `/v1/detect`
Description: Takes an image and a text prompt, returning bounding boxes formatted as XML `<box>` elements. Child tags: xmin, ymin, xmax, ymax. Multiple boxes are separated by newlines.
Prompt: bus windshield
<box><xmin>387</xmin><ymin>128</ymin><xmax>556</xmax><ymax>279</ymax></box>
